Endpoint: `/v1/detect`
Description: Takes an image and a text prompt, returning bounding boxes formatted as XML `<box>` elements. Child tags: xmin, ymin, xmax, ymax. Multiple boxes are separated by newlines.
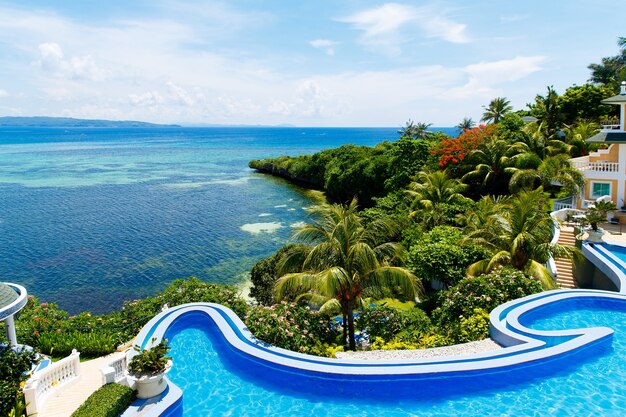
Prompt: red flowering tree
<box><xmin>431</xmin><ymin>124</ymin><xmax>498</xmax><ymax>173</ymax></box>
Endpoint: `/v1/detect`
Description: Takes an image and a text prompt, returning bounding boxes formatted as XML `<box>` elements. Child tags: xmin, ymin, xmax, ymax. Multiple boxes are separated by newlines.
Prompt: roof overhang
<box><xmin>601</xmin><ymin>94</ymin><xmax>626</xmax><ymax>104</ymax></box>
<box><xmin>0</xmin><ymin>283</ymin><xmax>27</xmax><ymax>320</ymax></box>
<box><xmin>586</xmin><ymin>131</ymin><xmax>626</xmax><ymax>143</ymax></box>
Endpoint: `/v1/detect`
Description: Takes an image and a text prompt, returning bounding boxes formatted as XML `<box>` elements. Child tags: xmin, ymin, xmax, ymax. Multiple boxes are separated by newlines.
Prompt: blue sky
<box><xmin>0</xmin><ymin>0</ymin><xmax>624</xmax><ymax>127</ymax></box>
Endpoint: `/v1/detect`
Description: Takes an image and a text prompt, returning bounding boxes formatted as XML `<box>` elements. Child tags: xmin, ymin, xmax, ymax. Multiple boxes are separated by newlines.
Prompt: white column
<box><xmin>5</xmin><ymin>315</ymin><xmax>17</xmax><ymax>346</ymax></box>
<box><xmin>622</xmin><ymin>104</ymin><xmax>625</xmax><ymax>131</ymax></box>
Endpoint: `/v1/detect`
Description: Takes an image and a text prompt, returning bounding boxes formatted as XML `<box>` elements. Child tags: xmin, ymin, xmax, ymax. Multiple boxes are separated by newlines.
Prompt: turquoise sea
<box><xmin>0</xmin><ymin>126</ymin><xmax>455</xmax><ymax>314</ymax></box>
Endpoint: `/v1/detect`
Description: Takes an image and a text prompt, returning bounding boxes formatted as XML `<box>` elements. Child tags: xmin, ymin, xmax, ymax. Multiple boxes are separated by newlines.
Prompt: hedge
<box><xmin>71</xmin><ymin>383</ymin><xmax>136</xmax><ymax>417</ymax></box>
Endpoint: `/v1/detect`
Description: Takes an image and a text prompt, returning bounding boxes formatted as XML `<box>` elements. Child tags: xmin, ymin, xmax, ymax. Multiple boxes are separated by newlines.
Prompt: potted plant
<box><xmin>585</xmin><ymin>200</ymin><xmax>617</xmax><ymax>242</ymax></box>
<box><xmin>127</xmin><ymin>338</ymin><xmax>172</xmax><ymax>399</ymax></box>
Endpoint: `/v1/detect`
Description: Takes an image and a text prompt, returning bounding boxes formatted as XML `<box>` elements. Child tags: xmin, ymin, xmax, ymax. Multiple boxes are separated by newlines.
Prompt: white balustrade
<box><xmin>571</xmin><ymin>160</ymin><xmax>619</xmax><ymax>172</ymax></box>
<box><xmin>23</xmin><ymin>349</ymin><xmax>81</xmax><ymax>416</ymax></box>
<box><xmin>101</xmin><ymin>355</ymin><xmax>128</xmax><ymax>385</ymax></box>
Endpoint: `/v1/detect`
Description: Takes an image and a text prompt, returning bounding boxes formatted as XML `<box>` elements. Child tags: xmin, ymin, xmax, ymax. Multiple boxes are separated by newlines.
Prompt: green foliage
<box><xmin>432</xmin><ymin>268</ymin><xmax>542</xmax><ymax>330</ymax></box>
<box><xmin>250</xmin><ymin>244</ymin><xmax>301</xmax><ymax>306</ymax></box>
<box><xmin>559</xmin><ymin>83</ymin><xmax>617</xmax><ymax>125</ymax></box>
<box><xmin>0</xmin><ymin>345</ymin><xmax>36</xmax><ymax>417</ymax></box>
<box><xmin>71</xmin><ymin>383</ymin><xmax>136</xmax><ymax>417</ymax></box>
<box><xmin>244</xmin><ymin>302</ymin><xmax>334</xmax><ymax>354</ymax></box>
<box><xmin>13</xmin><ymin>278</ymin><xmax>248</xmax><ymax>359</ymax></box>
<box><xmin>407</xmin><ymin>226</ymin><xmax>491</xmax><ymax>287</ymax></box>
<box><xmin>356</xmin><ymin>306</ymin><xmax>405</xmax><ymax>342</ymax></box>
<box><xmin>128</xmin><ymin>338</ymin><xmax>171</xmax><ymax>377</ymax></box>
<box><xmin>455</xmin><ymin>308</ymin><xmax>491</xmax><ymax>343</ymax></box>
<box><xmin>384</xmin><ymin>137</ymin><xmax>433</xmax><ymax>191</ymax></box>
<box><xmin>37</xmin><ymin>331</ymin><xmax>118</xmax><ymax>358</ymax></box>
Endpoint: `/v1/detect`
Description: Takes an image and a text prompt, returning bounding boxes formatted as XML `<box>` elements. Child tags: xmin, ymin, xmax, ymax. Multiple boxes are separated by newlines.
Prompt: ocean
<box><xmin>0</xmin><ymin>126</ymin><xmax>456</xmax><ymax>314</ymax></box>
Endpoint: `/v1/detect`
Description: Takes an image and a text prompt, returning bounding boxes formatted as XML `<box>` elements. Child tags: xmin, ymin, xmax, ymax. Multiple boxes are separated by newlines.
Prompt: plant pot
<box><xmin>587</xmin><ymin>229</ymin><xmax>605</xmax><ymax>243</ymax></box>
<box><xmin>128</xmin><ymin>361</ymin><xmax>171</xmax><ymax>399</ymax></box>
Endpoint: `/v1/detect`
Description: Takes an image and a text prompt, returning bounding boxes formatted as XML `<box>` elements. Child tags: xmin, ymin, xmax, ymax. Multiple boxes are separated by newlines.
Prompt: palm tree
<box><xmin>457</xmin><ymin>117</ymin><xmax>475</xmax><ymax>132</ymax></box>
<box><xmin>519</xmin><ymin>122</ymin><xmax>570</xmax><ymax>159</ymax></box>
<box><xmin>509</xmin><ymin>154</ymin><xmax>586</xmax><ymax>197</ymax></box>
<box><xmin>275</xmin><ymin>199</ymin><xmax>420</xmax><ymax>351</ymax></box>
<box><xmin>406</xmin><ymin>170</ymin><xmax>471</xmax><ymax>226</ymax></box>
<box><xmin>464</xmin><ymin>189</ymin><xmax>580</xmax><ymax>289</ymax></box>
<box><xmin>461</xmin><ymin>139</ymin><xmax>524</xmax><ymax>195</ymax></box>
<box><xmin>398</xmin><ymin>119</ymin><xmax>432</xmax><ymax>139</ymax></box>
<box><xmin>481</xmin><ymin>97</ymin><xmax>512</xmax><ymax>124</ymax></box>
<box><xmin>564</xmin><ymin>121</ymin><xmax>600</xmax><ymax>157</ymax></box>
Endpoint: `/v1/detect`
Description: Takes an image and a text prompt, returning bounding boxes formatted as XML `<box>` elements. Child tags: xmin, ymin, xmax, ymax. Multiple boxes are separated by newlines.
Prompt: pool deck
<box><xmin>37</xmin><ymin>351</ymin><xmax>126</xmax><ymax>417</ymax></box>
<box><xmin>336</xmin><ymin>338</ymin><xmax>501</xmax><ymax>360</ymax></box>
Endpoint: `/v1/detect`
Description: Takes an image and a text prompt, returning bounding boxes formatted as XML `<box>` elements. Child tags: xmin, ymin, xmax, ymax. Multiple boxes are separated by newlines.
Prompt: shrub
<box><xmin>454</xmin><ymin>308</ymin><xmax>491</xmax><ymax>343</ymax></box>
<box><xmin>250</xmin><ymin>244</ymin><xmax>301</xmax><ymax>306</ymax></box>
<box><xmin>356</xmin><ymin>306</ymin><xmax>404</xmax><ymax>342</ymax></box>
<box><xmin>37</xmin><ymin>331</ymin><xmax>118</xmax><ymax>358</ymax></box>
<box><xmin>433</xmin><ymin>268</ymin><xmax>543</xmax><ymax>329</ymax></box>
<box><xmin>71</xmin><ymin>383</ymin><xmax>136</xmax><ymax>417</ymax></box>
<box><xmin>407</xmin><ymin>226</ymin><xmax>490</xmax><ymax>287</ymax></box>
<box><xmin>357</xmin><ymin>306</ymin><xmax>432</xmax><ymax>343</ymax></box>
<box><xmin>0</xmin><ymin>345</ymin><xmax>36</xmax><ymax>417</ymax></box>
<box><xmin>245</xmin><ymin>302</ymin><xmax>334</xmax><ymax>354</ymax></box>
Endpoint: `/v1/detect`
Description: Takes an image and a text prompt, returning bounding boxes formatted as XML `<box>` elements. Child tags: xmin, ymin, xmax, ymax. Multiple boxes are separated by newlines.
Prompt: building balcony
<box><xmin>571</xmin><ymin>158</ymin><xmax>619</xmax><ymax>172</ymax></box>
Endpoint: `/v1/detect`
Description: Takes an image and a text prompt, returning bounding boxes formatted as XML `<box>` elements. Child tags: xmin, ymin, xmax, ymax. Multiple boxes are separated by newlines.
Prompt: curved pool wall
<box><xmin>582</xmin><ymin>241</ymin><xmax>626</xmax><ymax>291</ymax></box>
<box><xmin>129</xmin><ymin>289</ymin><xmax>626</xmax><ymax>415</ymax></box>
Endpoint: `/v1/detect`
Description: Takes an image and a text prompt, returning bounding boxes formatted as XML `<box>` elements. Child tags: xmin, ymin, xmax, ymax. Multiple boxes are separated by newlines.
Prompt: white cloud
<box><xmin>309</xmin><ymin>39</ymin><xmax>339</xmax><ymax>56</ymax></box>
<box><xmin>0</xmin><ymin>89</ymin><xmax>7</xmax><ymax>97</ymax></box>
<box><xmin>166</xmin><ymin>82</ymin><xmax>195</xmax><ymax>107</ymax></box>
<box><xmin>339</xmin><ymin>3</ymin><xmax>469</xmax><ymax>55</ymax></box>
<box><xmin>128</xmin><ymin>91</ymin><xmax>164</xmax><ymax>107</ymax></box>
<box><xmin>36</xmin><ymin>42</ymin><xmax>107</xmax><ymax>81</ymax></box>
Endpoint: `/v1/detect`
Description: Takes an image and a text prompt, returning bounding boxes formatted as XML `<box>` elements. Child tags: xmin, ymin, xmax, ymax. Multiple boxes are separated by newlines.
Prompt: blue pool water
<box><xmin>0</xmin><ymin>126</ymin><xmax>445</xmax><ymax>314</ymax></box>
<box><xmin>164</xmin><ymin>298</ymin><xmax>625</xmax><ymax>417</ymax></box>
<box><xmin>597</xmin><ymin>242</ymin><xmax>626</xmax><ymax>272</ymax></box>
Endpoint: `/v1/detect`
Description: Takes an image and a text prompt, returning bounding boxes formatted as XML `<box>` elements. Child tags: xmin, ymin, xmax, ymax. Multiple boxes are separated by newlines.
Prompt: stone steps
<box><xmin>554</xmin><ymin>229</ymin><xmax>577</xmax><ymax>289</ymax></box>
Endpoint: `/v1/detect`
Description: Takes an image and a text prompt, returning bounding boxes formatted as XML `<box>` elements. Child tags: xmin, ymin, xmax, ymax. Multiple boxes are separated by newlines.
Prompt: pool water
<box><xmin>164</xmin><ymin>298</ymin><xmax>626</xmax><ymax>417</ymax></box>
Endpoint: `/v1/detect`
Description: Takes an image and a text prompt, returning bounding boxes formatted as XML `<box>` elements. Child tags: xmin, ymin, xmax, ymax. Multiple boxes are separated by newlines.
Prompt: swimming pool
<box><xmin>129</xmin><ymin>290</ymin><xmax>626</xmax><ymax>416</ymax></box>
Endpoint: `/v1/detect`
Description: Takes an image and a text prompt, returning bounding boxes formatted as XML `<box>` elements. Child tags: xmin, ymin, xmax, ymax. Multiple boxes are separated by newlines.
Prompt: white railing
<box><xmin>23</xmin><ymin>349</ymin><xmax>81</xmax><ymax>416</ymax></box>
<box><xmin>101</xmin><ymin>355</ymin><xmax>128</xmax><ymax>385</ymax></box>
<box><xmin>571</xmin><ymin>160</ymin><xmax>619</xmax><ymax>172</ymax></box>
<box><xmin>554</xmin><ymin>200</ymin><xmax>574</xmax><ymax>211</ymax></box>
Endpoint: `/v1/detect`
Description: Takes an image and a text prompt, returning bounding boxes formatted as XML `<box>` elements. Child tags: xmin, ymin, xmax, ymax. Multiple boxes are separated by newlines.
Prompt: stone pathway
<box><xmin>37</xmin><ymin>351</ymin><xmax>126</xmax><ymax>417</ymax></box>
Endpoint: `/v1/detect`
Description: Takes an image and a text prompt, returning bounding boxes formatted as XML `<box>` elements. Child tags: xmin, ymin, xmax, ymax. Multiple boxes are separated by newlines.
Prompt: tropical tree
<box><xmin>481</xmin><ymin>97</ymin><xmax>512</xmax><ymax>124</ymax></box>
<box><xmin>461</xmin><ymin>138</ymin><xmax>524</xmax><ymax>195</ymax></box>
<box><xmin>588</xmin><ymin>37</ymin><xmax>626</xmax><ymax>84</ymax></box>
<box><xmin>527</xmin><ymin>86</ymin><xmax>564</xmax><ymax>138</ymax></box>
<box><xmin>517</xmin><ymin>122</ymin><xmax>570</xmax><ymax>160</ymax></box>
<box><xmin>464</xmin><ymin>189</ymin><xmax>580</xmax><ymax>289</ymax></box>
<box><xmin>508</xmin><ymin>154</ymin><xmax>586</xmax><ymax>197</ymax></box>
<box><xmin>275</xmin><ymin>199</ymin><xmax>421</xmax><ymax>350</ymax></box>
<box><xmin>406</xmin><ymin>170</ymin><xmax>471</xmax><ymax>226</ymax></box>
<box><xmin>398</xmin><ymin>120</ymin><xmax>432</xmax><ymax>139</ymax></box>
<box><xmin>564</xmin><ymin>121</ymin><xmax>600</xmax><ymax>157</ymax></box>
<box><xmin>456</xmin><ymin>117</ymin><xmax>475</xmax><ymax>132</ymax></box>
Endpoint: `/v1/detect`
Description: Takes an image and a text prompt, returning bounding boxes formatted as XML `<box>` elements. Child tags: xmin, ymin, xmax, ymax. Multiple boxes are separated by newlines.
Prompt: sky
<box><xmin>0</xmin><ymin>0</ymin><xmax>624</xmax><ymax>127</ymax></box>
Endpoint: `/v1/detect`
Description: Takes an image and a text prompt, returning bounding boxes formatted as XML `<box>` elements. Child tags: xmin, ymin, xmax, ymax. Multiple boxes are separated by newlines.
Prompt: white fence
<box><xmin>23</xmin><ymin>349</ymin><xmax>81</xmax><ymax>416</ymax></box>
<box><xmin>571</xmin><ymin>160</ymin><xmax>619</xmax><ymax>172</ymax></box>
<box><xmin>101</xmin><ymin>354</ymin><xmax>128</xmax><ymax>385</ymax></box>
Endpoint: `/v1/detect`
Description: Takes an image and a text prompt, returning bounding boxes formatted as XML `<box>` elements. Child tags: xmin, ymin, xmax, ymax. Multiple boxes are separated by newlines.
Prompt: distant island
<box><xmin>0</xmin><ymin>116</ymin><xmax>181</xmax><ymax>128</ymax></box>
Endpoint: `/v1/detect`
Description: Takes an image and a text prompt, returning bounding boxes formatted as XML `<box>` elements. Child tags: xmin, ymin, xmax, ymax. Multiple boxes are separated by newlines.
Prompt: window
<box><xmin>591</xmin><ymin>182</ymin><xmax>611</xmax><ymax>198</ymax></box>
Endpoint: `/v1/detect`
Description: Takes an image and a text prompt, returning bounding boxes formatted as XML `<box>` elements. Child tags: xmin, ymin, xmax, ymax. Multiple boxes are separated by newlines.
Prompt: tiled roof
<box><xmin>0</xmin><ymin>282</ymin><xmax>18</xmax><ymax>310</ymax></box>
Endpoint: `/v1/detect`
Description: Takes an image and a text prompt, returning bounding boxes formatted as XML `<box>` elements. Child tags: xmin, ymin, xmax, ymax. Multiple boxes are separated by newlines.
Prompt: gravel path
<box><xmin>335</xmin><ymin>338</ymin><xmax>501</xmax><ymax>361</ymax></box>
